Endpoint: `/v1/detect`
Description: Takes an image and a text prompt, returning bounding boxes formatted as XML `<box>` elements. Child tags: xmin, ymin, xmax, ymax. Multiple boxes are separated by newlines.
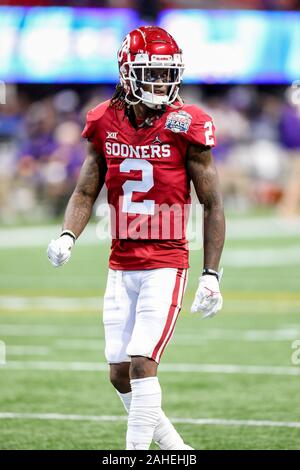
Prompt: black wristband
<box><xmin>60</xmin><ymin>230</ymin><xmax>76</xmax><ymax>243</ymax></box>
<box><xmin>202</xmin><ymin>268</ymin><xmax>219</xmax><ymax>281</ymax></box>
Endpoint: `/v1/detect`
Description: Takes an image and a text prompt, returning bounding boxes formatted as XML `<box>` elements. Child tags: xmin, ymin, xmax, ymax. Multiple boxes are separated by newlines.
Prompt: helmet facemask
<box><xmin>120</xmin><ymin>54</ymin><xmax>185</xmax><ymax>109</ymax></box>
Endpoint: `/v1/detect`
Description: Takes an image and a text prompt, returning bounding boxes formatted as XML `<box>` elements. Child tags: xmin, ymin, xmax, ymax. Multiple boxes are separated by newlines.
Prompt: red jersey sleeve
<box><xmin>182</xmin><ymin>105</ymin><xmax>216</xmax><ymax>148</ymax></box>
<box><xmin>82</xmin><ymin>112</ymin><xmax>96</xmax><ymax>141</ymax></box>
<box><xmin>81</xmin><ymin>100</ymin><xmax>111</xmax><ymax>152</ymax></box>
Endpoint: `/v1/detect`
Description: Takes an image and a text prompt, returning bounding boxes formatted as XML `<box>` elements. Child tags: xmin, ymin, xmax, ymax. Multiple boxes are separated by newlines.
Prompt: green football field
<box><xmin>1</xmin><ymin>216</ymin><xmax>300</xmax><ymax>450</ymax></box>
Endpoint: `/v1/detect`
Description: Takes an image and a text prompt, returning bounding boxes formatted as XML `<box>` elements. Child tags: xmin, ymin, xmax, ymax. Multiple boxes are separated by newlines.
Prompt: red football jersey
<box><xmin>82</xmin><ymin>100</ymin><xmax>216</xmax><ymax>270</ymax></box>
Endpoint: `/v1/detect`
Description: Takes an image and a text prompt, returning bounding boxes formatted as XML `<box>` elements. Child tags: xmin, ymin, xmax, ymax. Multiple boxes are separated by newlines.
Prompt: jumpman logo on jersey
<box><xmin>152</xmin><ymin>135</ymin><xmax>162</xmax><ymax>145</ymax></box>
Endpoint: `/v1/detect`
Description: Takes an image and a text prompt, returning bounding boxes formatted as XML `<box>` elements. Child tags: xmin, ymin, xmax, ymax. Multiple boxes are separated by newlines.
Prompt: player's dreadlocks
<box><xmin>110</xmin><ymin>84</ymin><xmax>127</xmax><ymax>110</ymax></box>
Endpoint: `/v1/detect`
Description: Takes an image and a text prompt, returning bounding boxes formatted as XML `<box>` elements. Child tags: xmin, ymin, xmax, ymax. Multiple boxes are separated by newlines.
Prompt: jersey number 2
<box><xmin>120</xmin><ymin>159</ymin><xmax>155</xmax><ymax>215</ymax></box>
<box><xmin>204</xmin><ymin>121</ymin><xmax>215</xmax><ymax>146</ymax></box>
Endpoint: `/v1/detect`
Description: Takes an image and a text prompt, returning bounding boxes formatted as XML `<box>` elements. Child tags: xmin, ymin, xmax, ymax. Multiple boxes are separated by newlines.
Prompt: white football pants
<box><xmin>103</xmin><ymin>268</ymin><xmax>188</xmax><ymax>364</ymax></box>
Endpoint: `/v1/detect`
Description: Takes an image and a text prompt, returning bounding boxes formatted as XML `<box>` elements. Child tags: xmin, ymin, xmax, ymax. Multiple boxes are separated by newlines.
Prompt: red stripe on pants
<box><xmin>151</xmin><ymin>268</ymin><xmax>183</xmax><ymax>363</ymax></box>
<box><xmin>156</xmin><ymin>270</ymin><xmax>187</xmax><ymax>362</ymax></box>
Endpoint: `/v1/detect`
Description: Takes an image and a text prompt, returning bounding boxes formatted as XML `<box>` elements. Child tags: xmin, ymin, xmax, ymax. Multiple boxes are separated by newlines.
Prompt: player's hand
<box><xmin>191</xmin><ymin>272</ymin><xmax>223</xmax><ymax>319</ymax></box>
<box><xmin>47</xmin><ymin>234</ymin><xmax>75</xmax><ymax>268</ymax></box>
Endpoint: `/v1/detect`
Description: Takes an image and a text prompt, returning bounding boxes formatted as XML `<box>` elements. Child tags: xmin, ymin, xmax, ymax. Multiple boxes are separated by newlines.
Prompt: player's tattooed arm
<box><xmin>187</xmin><ymin>144</ymin><xmax>225</xmax><ymax>271</ymax></box>
<box><xmin>62</xmin><ymin>142</ymin><xmax>107</xmax><ymax>238</ymax></box>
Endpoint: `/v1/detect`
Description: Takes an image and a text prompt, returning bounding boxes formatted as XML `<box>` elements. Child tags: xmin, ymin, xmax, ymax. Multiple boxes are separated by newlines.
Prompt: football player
<box><xmin>48</xmin><ymin>26</ymin><xmax>225</xmax><ymax>450</ymax></box>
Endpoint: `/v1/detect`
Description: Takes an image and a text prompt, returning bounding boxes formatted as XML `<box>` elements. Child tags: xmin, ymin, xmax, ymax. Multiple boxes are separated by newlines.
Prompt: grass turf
<box><xmin>0</xmin><ymin>225</ymin><xmax>300</xmax><ymax>450</ymax></box>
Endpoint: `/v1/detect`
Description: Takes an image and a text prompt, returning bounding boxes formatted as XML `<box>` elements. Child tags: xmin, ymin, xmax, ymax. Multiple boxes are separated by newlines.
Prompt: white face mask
<box><xmin>120</xmin><ymin>54</ymin><xmax>185</xmax><ymax>108</ymax></box>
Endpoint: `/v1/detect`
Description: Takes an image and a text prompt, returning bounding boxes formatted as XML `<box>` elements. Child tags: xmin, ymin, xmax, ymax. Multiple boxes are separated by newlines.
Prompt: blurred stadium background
<box><xmin>1</xmin><ymin>0</ymin><xmax>300</xmax><ymax>450</ymax></box>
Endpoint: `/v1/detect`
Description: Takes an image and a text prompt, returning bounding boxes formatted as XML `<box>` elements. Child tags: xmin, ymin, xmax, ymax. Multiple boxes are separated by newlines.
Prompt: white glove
<box><xmin>47</xmin><ymin>234</ymin><xmax>75</xmax><ymax>268</ymax></box>
<box><xmin>191</xmin><ymin>271</ymin><xmax>223</xmax><ymax>319</ymax></box>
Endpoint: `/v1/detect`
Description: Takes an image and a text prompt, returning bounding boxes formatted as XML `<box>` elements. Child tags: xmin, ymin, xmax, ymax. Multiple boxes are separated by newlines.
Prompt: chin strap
<box><xmin>169</xmin><ymin>94</ymin><xmax>184</xmax><ymax>109</ymax></box>
<box><xmin>124</xmin><ymin>90</ymin><xmax>141</xmax><ymax>106</ymax></box>
<box><xmin>143</xmin><ymin>102</ymin><xmax>163</xmax><ymax>110</ymax></box>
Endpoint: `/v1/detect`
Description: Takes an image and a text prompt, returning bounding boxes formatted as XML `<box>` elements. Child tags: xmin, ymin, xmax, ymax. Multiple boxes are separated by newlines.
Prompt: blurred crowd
<box><xmin>0</xmin><ymin>83</ymin><xmax>300</xmax><ymax>223</ymax></box>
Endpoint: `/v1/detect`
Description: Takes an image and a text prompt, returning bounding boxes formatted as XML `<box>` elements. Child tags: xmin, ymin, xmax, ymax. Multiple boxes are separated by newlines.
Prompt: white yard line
<box><xmin>226</xmin><ymin>217</ymin><xmax>300</xmax><ymax>240</ymax></box>
<box><xmin>54</xmin><ymin>330</ymin><xmax>300</xmax><ymax>347</ymax></box>
<box><xmin>7</xmin><ymin>346</ymin><xmax>50</xmax><ymax>356</ymax></box>
<box><xmin>0</xmin><ymin>324</ymin><xmax>101</xmax><ymax>337</ymax></box>
<box><xmin>1</xmin><ymin>217</ymin><xmax>300</xmax><ymax>248</ymax></box>
<box><xmin>0</xmin><ymin>412</ymin><xmax>299</xmax><ymax>429</ymax></box>
<box><xmin>55</xmin><ymin>339</ymin><xmax>104</xmax><ymax>349</ymax></box>
<box><xmin>1</xmin><ymin>361</ymin><xmax>300</xmax><ymax>376</ymax></box>
<box><xmin>0</xmin><ymin>225</ymin><xmax>99</xmax><ymax>248</ymax></box>
<box><xmin>1</xmin><ymin>296</ymin><xmax>300</xmax><ymax>315</ymax></box>
<box><xmin>1</xmin><ymin>245</ymin><xmax>300</xmax><ymax>266</ymax></box>
<box><xmin>222</xmin><ymin>246</ymin><xmax>300</xmax><ymax>267</ymax></box>
<box><xmin>2</xmin><ymin>323</ymin><xmax>300</xmax><ymax>342</ymax></box>
<box><xmin>0</xmin><ymin>297</ymin><xmax>102</xmax><ymax>311</ymax></box>
<box><xmin>173</xmin><ymin>328</ymin><xmax>300</xmax><ymax>343</ymax></box>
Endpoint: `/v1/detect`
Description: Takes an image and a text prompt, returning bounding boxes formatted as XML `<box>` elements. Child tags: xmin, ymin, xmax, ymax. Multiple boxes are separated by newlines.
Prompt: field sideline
<box><xmin>0</xmin><ymin>216</ymin><xmax>300</xmax><ymax>449</ymax></box>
